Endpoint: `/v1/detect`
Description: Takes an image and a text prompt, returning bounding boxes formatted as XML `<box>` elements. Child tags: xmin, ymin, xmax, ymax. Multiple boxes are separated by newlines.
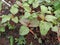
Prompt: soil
<box><xmin>0</xmin><ymin>27</ymin><xmax>59</xmax><ymax>45</ymax></box>
<box><xmin>0</xmin><ymin>0</ymin><xmax>60</xmax><ymax>45</ymax></box>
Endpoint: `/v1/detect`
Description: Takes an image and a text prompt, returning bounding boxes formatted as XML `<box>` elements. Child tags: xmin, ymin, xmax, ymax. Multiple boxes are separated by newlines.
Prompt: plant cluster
<box><xmin>0</xmin><ymin>0</ymin><xmax>60</xmax><ymax>45</ymax></box>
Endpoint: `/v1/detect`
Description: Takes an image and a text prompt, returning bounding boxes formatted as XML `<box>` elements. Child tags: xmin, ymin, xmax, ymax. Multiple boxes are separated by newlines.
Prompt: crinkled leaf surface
<box><xmin>29</xmin><ymin>19</ymin><xmax>39</xmax><ymax>27</ymax></box>
<box><xmin>45</xmin><ymin>15</ymin><xmax>57</xmax><ymax>22</ymax></box>
<box><xmin>52</xmin><ymin>26</ymin><xmax>58</xmax><ymax>32</ymax></box>
<box><xmin>32</xmin><ymin>0</ymin><xmax>39</xmax><ymax>8</ymax></box>
<box><xmin>22</xmin><ymin>2</ymin><xmax>31</xmax><ymax>12</ymax></box>
<box><xmin>53</xmin><ymin>0</ymin><xmax>60</xmax><ymax>10</ymax></box>
<box><xmin>23</xmin><ymin>12</ymin><xmax>31</xmax><ymax>18</ymax></box>
<box><xmin>19</xmin><ymin>25</ymin><xmax>29</xmax><ymax>35</ymax></box>
<box><xmin>54</xmin><ymin>10</ymin><xmax>60</xmax><ymax>18</ymax></box>
<box><xmin>7</xmin><ymin>22</ymin><xmax>15</xmax><ymax>29</ymax></box>
<box><xmin>23</xmin><ymin>2</ymin><xmax>29</xmax><ymax>6</ymax></box>
<box><xmin>24</xmin><ymin>6</ymin><xmax>31</xmax><ymax>12</ymax></box>
<box><xmin>32</xmin><ymin>13</ymin><xmax>37</xmax><ymax>18</ymax></box>
<box><xmin>10</xmin><ymin>5</ymin><xmax>18</xmax><ymax>14</ymax></box>
<box><xmin>39</xmin><ymin>21</ymin><xmax>52</xmax><ymax>35</ymax></box>
<box><xmin>12</xmin><ymin>17</ymin><xmax>18</xmax><ymax>23</ymax></box>
<box><xmin>28</xmin><ymin>0</ymin><xmax>34</xmax><ymax>4</ymax></box>
<box><xmin>40</xmin><ymin>5</ymin><xmax>48</xmax><ymax>13</ymax></box>
<box><xmin>48</xmin><ymin>6</ymin><xmax>52</xmax><ymax>11</ymax></box>
<box><xmin>1</xmin><ymin>15</ymin><xmax>11</xmax><ymax>23</ymax></box>
<box><xmin>13</xmin><ymin>4</ymin><xmax>19</xmax><ymax>8</ymax></box>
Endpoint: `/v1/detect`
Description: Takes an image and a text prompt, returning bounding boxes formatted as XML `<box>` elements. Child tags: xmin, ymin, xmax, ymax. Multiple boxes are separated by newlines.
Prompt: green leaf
<box><xmin>53</xmin><ymin>0</ymin><xmax>60</xmax><ymax>10</ymax></box>
<box><xmin>28</xmin><ymin>13</ymin><xmax>38</xmax><ymax>20</ymax></box>
<box><xmin>24</xmin><ymin>6</ymin><xmax>31</xmax><ymax>12</ymax></box>
<box><xmin>23</xmin><ymin>2</ymin><xmax>29</xmax><ymax>6</ymax></box>
<box><xmin>54</xmin><ymin>10</ymin><xmax>60</xmax><ymax>18</ymax></box>
<box><xmin>48</xmin><ymin>6</ymin><xmax>52</xmax><ymax>11</ymax></box>
<box><xmin>1</xmin><ymin>15</ymin><xmax>11</xmax><ymax>23</ymax></box>
<box><xmin>32</xmin><ymin>0</ymin><xmax>39</xmax><ymax>8</ymax></box>
<box><xmin>10</xmin><ymin>36</ymin><xmax>14</xmax><ymax>45</ymax></box>
<box><xmin>39</xmin><ymin>21</ymin><xmax>52</xmax><ymax>35</ymax></box>
<box><xmin>0</xmin><ymin>1</ymin><xmax>3</xmax><ymax>11</ymax></box>
<box><xmin>7</xmin><ymin>22</ymin><xmax>15</xmax><ymax>29</ymax></box>
<box><xmin>13</xmin><ymin>4</ymin><xmax>19</xmax><ymax>8</ymax></box>
<box><xmin>23</xmin><ymin>12</ymin><xmax>31</xmax><ymax>18</ymax></box>
<box><xmin>10</xmin><ymin>5</ymin><xmax>18</xmax><ymax>14</ymax></box>
<box><xmin>23</xmin><ymin>2</ymin><xmax>31</xmax><ymax>12</ymax></box>
<box><xmin>28</xmin><ymin>0</ymin><xmax>34</xmax><ymax>4</ymax></box>
<box><xmin>45</xmin><ymin>0</ymin><xmax>51</xmax><ymax>3</ymax></box>
<box><xmin>32</xmin><ymin>13</ymin><xmax>37</xmax><ymax>18</ymax></box>
<box><xmin>19</xmin><ymin>25</ymin><xmax>29</xmax><ymax>35</ymax></box>
<box><xmin>18</xmin><ymin>36</ymin><xmax>26</xmax><ymax>45</ymax></box>
<box><xmin>52</xmin><ymin>26</ymin><xmax>58</xmax><ymax>32</ymax></box>
<box><xmin>12</xmin><ymin>17</ymin><xmax>18</xmax><ymax>23</ymax></box>
<box><xmin>40</xmin><ymin>5</ymin><xmax>48</xmax><ymax>13</ymax></box>
<box><xmin>45</xmin><ymin>15</ymin><xmax>57</xmax><ymax>22</ymax></box>
<box><xmin>28</xmin><ymin>19</ymin><xmax>39</xmax><ymax>27</ymax></box>
<box><xmin>0</xmin><ymin>26</ymin><xmax>5</xmax><ymax>32</ymax></box>
<box><xmin>16</xmin><ymin>1</ymin><xmax>22</xmax><ymax>7</ymax></box>
<box><xmin>20</xmin><ymin>17</ymin><xmax>30</xmax><ymax>26</ymax></box>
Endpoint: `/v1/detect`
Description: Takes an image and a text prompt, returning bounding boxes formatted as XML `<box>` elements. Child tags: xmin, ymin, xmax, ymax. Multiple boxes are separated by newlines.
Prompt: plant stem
<box><xmin>2</xmin><ymin>0</ymin><xmax>11</xmax><ymax>7</ymax></box>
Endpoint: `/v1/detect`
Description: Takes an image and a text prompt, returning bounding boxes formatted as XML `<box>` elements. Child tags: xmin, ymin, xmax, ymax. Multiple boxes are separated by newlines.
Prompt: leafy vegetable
<box><xmin>1</xmin><ymin>15</ymin><xmax>11</xmax><ymax>23</ymax></box>
<box><xmin>39</xmin><ymin>14</ymin><xmax>45</xmax><ymax>20</ymax></box>
<box><xmin>23</xmin><ymin>2</ymin><xmax>31</xmax><ymax>12</ymax></box>
<box><xmin>45</xmin><ymin>15</ymin><xmax>57</xmax><ymax>22</ymax></box>
<box><xmin>24</xmin><ymin>6</ymin><xmax>31</xmax><ymax>12</ymax></box>
<box><xmin>39</xmin><ymin>21</ymin><xmax>52</xmax><ymax>35</ymax></box>
<box><xmin>28</xmin><ymin>19</ymin><xmax>39</xmax><ymax>27</ymax></box>
<box><xmin>53</xmin><ymin>0</ymin><xmax>60</xmax><ymax>10</ymax></box>
<box><xmin>32</xmin><ymin>0</ymin><xmax>39</xmax><ymax>8</ymax></box>
<box><xmin>7</xmin><ymin>22</ymin><xmax>15</xmax><ymax>29</ymax></box>
<box><xmin>10</xmin><ymin>36</ymin><xmax>14</xmax><ymax>45</ymax></box>
<box><xmin>31</xmin><ymin>13</ymin><xmax>38</xmax><ymax>18</ymax></box>
<box><xmin>48</xmin><ymin>6</ymin><xmax>52</xmax><ymax>11</ymax></box>
<box><xmin>13</xmin><ymin>4</ymin><xmax>19</xmax><ymax>8</ymax></box>
<box><xmin>54</xmin><ymin>10</ymin><xmax>60</xmax><ymax>18</ymax></box>
<box><xmin>23</xmin><ymin>2</ymin><xmax>29</xmax><ymax>6</ymax></box>
<box><xmin>23</xmin><ymin>12</ymin><xmax>31</xmax><ymax>18</ymax></box>
<box><xmin>12</xmin><ymin>17</ymin><xmax>18</xmax><ymax>23</ymax></box>
<box><xmin>19</xmin><ymin>25</ymin><xmax>29</xmax><ymax>35</ymax></box>
<box><xmin>20</xmin><ymin>18</ymin><xmax>30</xmax><ymax>26</ymax></box>
<box><xmin>28</xmin><ymin>0</ymin><xmax>34</xmax><ymax>4</ymax></box>
<box><xmin>52</xmin><ymin>26</ymin><xmax>58</xmax><ymax>32</ymax></box>
<box><xmin>10</xmin><ymin>5</ymin><xmax>18</xmax><ymax>14</ymax></box>
<box><xmin>0</xmin><ymin>0</ymin><xmax>60</xmax><ymax>45</ymax></box>
<box><xmin>40</xmin><ymin>5</ymin><xmax>48</xmax><ymax>13</ymax></box>
<box><xmin>18</xmin><ymin>36</ymin><xmax>26</xmax><ymax>45</ymax></box>
<box><xmin>0</xmin><ymin>26</ymin><xmax>5</xmax><ymax>32</ymax></box>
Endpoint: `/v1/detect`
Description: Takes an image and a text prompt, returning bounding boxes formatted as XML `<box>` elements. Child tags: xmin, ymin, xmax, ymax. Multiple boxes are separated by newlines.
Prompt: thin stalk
<box><xmin>2</xmin><ymin>0</ymin><xmax>11</xmax><ymax>7</ymax></box>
